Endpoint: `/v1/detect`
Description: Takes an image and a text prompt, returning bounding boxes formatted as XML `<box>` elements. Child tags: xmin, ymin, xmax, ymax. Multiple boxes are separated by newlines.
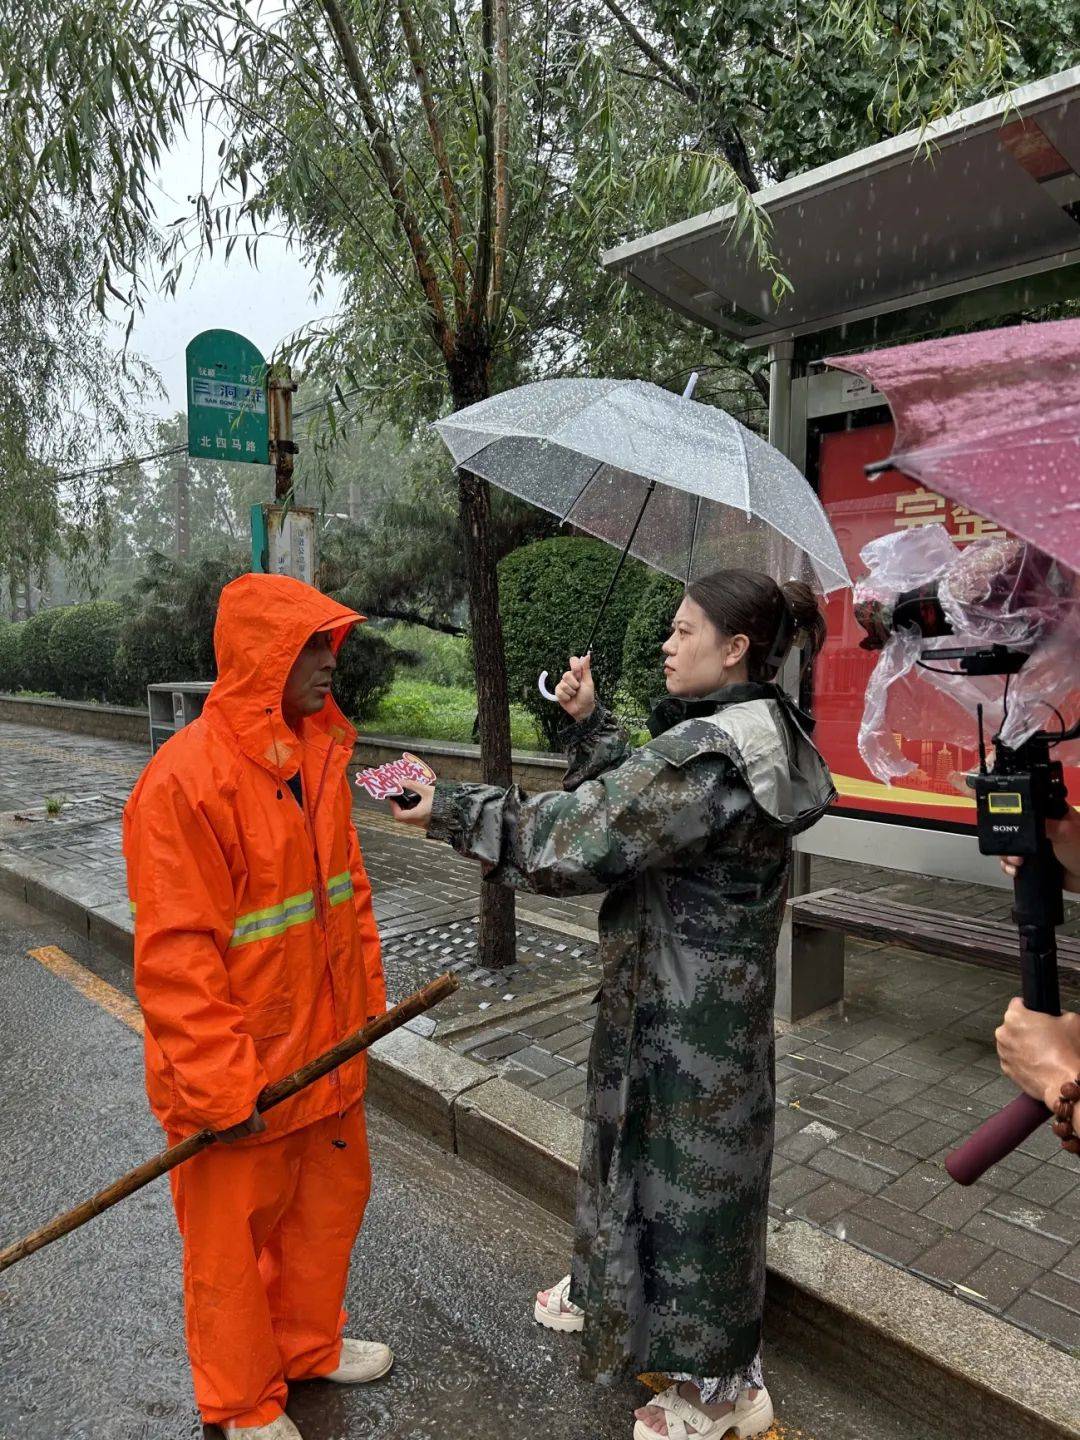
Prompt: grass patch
<box><xmin>382</xmin><ymin>623</ymin><xmax>473</xmax><ymax>689</ymax></box>
<box><xmin>356</xmin><ymin>680</ymin><xmax>545</xmax><ymax>750</ymax></box>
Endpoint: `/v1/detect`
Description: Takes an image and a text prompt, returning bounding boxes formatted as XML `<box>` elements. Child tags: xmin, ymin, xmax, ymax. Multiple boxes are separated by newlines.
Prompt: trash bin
<box><xmin>147</xmin><ymin>682</ymin><xmax>214</xmax><ymax>755</ymax></box>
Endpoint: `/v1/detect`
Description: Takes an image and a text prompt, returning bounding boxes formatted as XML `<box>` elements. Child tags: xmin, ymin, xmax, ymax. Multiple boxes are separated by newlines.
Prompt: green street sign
<box><xmin>185</xmin><ymin>329</ymin><xmax>269</xmax><ymax>465</ymax></box>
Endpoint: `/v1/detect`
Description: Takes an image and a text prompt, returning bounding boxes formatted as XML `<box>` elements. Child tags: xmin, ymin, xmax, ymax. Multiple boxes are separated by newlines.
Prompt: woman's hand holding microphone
<box><xmin>555</xmin><ymin>654</ymin><xmax>595</xmax><ymax>722</ymax></box>
<box><xmin>996</xmin><ymin>807</ymin><xmax>1080</xmax><ymax>1146</ymax></box>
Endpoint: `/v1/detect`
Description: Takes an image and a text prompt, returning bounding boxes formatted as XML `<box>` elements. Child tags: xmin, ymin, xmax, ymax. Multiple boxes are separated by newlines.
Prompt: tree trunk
<box><xmin>451</xmin><ymin>342</ymin><xmax>516</xmax><ymax>969</ymax></box>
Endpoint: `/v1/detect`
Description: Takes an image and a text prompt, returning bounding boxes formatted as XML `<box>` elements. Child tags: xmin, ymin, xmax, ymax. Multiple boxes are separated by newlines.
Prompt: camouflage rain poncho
<box><xmin>428</xmin><ymin>681</ymin><xmax>835</xmax><ymax>1389</ymax></box>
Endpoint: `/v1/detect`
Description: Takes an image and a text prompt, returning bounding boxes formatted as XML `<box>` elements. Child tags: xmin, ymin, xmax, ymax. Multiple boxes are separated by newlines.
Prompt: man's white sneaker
<box><xmin>322</xmin><ymin>1337</ymin><xmax>395</xmax><ymax>1383</ymax></box>
<box><xmin>222</xmin><ymin>1415</ymin><xmax>302</xmax><ymax>1439</ymax></box>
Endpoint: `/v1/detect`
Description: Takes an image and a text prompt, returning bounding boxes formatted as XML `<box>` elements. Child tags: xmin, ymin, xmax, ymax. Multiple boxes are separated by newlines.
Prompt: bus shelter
<box><xmin>602</xmin><ymin>66</ymin><xmax>1080</xmax><ymax>909</ymax></box>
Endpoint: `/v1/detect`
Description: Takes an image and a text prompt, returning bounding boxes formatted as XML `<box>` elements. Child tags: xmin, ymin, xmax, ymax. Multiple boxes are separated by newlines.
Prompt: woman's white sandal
<box><xmin>633</xmin><ymin>1384</ymin><xmax>774</xmax><ymax>1440</ymax></box>
<box><xmin>533</xmin><ymin>1275</ymin><xmax>584</xmax><ymax>1332</ymax></box>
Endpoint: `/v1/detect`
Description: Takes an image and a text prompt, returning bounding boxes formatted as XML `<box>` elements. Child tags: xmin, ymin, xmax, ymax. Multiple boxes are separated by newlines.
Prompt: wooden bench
<box><xmin>787</xmin><ymin>887</ymin><xmax>1080</xmax><ymax>1020</ymax></box>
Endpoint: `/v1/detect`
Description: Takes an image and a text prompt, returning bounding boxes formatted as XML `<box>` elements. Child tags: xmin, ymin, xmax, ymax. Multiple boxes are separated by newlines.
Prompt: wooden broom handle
<box><xmin>0</xmin><ymin>972</ymin><xmax>458</xmax><ymax>1275</ymax></box>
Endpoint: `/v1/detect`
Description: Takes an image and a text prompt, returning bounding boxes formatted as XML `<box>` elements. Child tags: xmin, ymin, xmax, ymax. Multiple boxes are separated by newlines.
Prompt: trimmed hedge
<box><xmin>498</xmin><ymin>537</ymin><xmax>648</xmax><ymax>747</ymax></box>
<box><xmin>332</xmin><ymin>626</ymin><xmax>397</xmax><ymax>722</ymax></box>
<box><xmin>4</xmin><ymin>578</ymin><xmax>401</xmax><ymax>721</ymax></box>
<box><xmin>16</xmin><ymin>608</ymin><xmax>63</xmax><ymax>694</ymax></box>
<box><xmin>0</xmin><ymin>623</ymin><xmax>23</xmax><ymax>692</ymax></box>
<box><xmin>48</xmin><ymin>601</ymin><xmax>129</xmax><ymax>703</ymax></box>
<box><xmin>620</xmin><ymin>571</ymin><xmax>684</xmax><ymax>713</ymax></box>
<box><xmin>116</xmin><ymin>607</ymin><xmax>198</xmax><ymax>704</ymax></box>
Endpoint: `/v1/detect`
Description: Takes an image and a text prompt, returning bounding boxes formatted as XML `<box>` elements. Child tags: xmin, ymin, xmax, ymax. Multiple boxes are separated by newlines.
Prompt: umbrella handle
<box><xmin>538</xmin><ymin>650</ymin><xmax>591</xmax><ymax>703</ymax></box>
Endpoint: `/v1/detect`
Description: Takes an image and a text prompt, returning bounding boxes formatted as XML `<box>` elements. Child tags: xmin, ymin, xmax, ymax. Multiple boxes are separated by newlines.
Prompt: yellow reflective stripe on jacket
<box><xmin>327</xmin><ymin>870</ymin><xmax>354</xmax><ymax>908</ymax></box>
<box><xmin>229</xmin><ymin>890</ymin><xmax>316</xmax><ymax>948</ymax></box>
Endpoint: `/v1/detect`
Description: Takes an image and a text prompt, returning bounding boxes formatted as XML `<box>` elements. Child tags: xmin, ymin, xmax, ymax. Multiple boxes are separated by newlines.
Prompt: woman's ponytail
<box><xmin>781</xmin><ymin>580</ymin><xmax>828</xmax><ymax>669</ymax></box>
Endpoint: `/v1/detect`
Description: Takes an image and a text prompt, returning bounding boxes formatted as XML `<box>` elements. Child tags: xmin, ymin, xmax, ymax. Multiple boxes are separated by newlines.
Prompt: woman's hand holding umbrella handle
<box><xmin>539</xmin><ymin>655</ymin><xmax>595</xmax><ymax>710</ymax></box>
<box><xmin>548</xmin><ymin>654</ymin><xmax>595</xmax><ymax>722</ymax></box>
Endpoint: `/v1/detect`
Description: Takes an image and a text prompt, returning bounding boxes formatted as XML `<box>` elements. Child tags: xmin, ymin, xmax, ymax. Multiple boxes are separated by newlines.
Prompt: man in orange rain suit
<box><xmin>124</xmin><ymin>573</ymin><xmax>389</xmax><ymax>1440</ymax></box>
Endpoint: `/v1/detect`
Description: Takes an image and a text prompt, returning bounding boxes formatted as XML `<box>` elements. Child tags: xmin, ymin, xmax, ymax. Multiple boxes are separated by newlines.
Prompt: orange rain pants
<box><xmin>168</xmin><ymin>1104</ymin><xmax>371</xmax><ymax>1430</ymax></box>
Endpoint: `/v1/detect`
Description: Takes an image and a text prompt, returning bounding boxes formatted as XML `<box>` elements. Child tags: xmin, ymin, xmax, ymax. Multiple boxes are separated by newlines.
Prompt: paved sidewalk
<box><xmin>2</xmin><ymin>717</ymin><xmax>1079</xmax><ymax>1356</ymax></box>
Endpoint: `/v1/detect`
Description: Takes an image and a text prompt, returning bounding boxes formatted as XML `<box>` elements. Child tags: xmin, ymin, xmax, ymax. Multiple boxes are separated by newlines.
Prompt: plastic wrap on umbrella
<box><xmin>853</xmin><ymin>527</ymin><xmax>1080</xmax><ymax>784</ymax></box>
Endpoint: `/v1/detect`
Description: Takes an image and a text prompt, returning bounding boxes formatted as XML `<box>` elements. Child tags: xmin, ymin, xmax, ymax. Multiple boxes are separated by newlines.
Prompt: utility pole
<box><xmin>175</xmin><ymin>459</ymin><xmax>191</xmax><ymax>559</ymax></box>
<box><xmin>267</xmin><ymin>365</ymin><xmax>298</xmax><ymax>500</ymax></box>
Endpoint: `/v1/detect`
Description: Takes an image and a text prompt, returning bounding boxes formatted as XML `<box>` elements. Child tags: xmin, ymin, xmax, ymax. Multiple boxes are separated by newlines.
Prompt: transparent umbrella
<box><xmin>434</xmin><ymin>376</ymin><xmax>851</xmax><ymax>696</ymax></box>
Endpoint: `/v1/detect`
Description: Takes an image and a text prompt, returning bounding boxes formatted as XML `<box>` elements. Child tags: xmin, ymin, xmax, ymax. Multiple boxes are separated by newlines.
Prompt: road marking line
<box><xmin>28</xmin><ymin>946</ymin><xmax>143</xmax><ymax>1036</ymax></box>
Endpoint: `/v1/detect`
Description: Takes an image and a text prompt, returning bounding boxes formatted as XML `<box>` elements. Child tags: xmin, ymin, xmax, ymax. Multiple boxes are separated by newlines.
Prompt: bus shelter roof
<box><xmin>601</xmin><ymin>67</ymin><xmax>1080</xmax><ymax>348</ymax></box>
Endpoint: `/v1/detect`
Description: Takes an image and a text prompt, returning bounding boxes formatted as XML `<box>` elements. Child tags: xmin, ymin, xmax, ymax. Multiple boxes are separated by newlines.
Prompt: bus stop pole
<box><xmin>268</xmin><ymin>365</ymin><xmax>298</xmax><ymax>502</ymax></box>
<box><xmin>768</xmin><ymin>341</ymin><xmax>835</xmax><ymax>1022</ymax></box>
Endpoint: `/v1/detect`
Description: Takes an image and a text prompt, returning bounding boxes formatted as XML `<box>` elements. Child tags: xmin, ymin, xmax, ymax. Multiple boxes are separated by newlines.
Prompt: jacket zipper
<box><xmin>305</xmin><ymin>743</ymin><xmax>335</xmax><ymax>927</ymax></box>
<box><xmin>304</xmin><ymin>741</ymin><xmax>344</xmax><ymax>1115</ymax></box>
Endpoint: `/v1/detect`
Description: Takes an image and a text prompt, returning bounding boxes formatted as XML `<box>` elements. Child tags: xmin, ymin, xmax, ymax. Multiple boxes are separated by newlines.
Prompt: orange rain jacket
<box><xmin>123</xmin><ymin>574</ymin><xmax>386</xmax><ymax>1141</ymax></box>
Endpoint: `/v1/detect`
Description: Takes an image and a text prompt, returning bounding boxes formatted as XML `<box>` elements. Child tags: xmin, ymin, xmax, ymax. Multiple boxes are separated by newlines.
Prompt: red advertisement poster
<box><xmin>813</xmin><ymin>422</ymin><xmax>1079</xmax><ymax>827</ymax></box>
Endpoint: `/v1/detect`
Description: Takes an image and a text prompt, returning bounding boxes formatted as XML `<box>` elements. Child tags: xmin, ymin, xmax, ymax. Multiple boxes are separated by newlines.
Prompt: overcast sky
<box><xmin>125</xmin><ymin>127</ymin><xmax>344</xmax><ymax>418</ymax></box>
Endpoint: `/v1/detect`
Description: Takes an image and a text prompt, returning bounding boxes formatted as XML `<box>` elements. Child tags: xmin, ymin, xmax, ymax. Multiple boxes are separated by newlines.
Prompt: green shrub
<box><xmin>16</xmin><ymin>608</ymin><xmax>64</xmax><ymax>694</ymax></box>
<box><xmin>48</xmin><ymin>601</ymin><xmax>129</xmax><ymax>702</ymax></box>
<box><xmin>116</xmin><ymin>606</ymin><xmax>196</xmax><ymax>704</ymax></box>
<box><xmin>383</xmin><ymin>623</ymin><xmax>473</xmax><ymax>688</ymax></box>
<box><xmin>116</xmin><ymin>550</ymin><xmax>247</xmax><ymax>702</ymax></box>
<box><xmin>332</xmin><ymin>626</ymin><xmax>397</xmax><ymax>722</ymax></box>
<box><xmin>620</xmin><ymin>571</ymin><xmax>684</xmax><ymax>714</ymax></box>
<box><xmin>498</xmin><ymin>537</ymin><xmax>648</xmax><ymax>748</ymax></box>
<box><xmin>0</xmin><ymin>622</ymin><xmax>23</xmax><ymax>692</ymax></box>
<box><xmin>120</xmin><ymin>550</ymin><xmax>247</xmax><ymax>690</ymax></box>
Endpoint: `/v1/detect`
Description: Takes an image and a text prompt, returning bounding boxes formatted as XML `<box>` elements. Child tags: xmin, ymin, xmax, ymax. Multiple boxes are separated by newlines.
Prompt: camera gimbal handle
<box><xmin>946</xmin><ymin>725</ymin><xmax>1073</xmax><ymax>1184</ymax></box>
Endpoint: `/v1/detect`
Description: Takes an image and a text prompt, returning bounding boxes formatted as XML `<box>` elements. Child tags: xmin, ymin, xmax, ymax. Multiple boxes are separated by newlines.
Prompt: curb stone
<box><xmin>3</xmin><ymin>851</ymin><xmax>1079</xmax><ymax>1438</ymax></box>
<box><xmin>370</xmin><ymin>1026</ymin><xmax>1080</xmax><ymax>1439</ymax></box>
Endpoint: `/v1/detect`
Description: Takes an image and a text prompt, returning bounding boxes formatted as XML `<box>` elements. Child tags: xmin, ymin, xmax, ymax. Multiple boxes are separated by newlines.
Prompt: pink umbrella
<box><xmin>829</xmin><ymin>319</ymin><xmax>1080</xmax><ymax>1188</ymax></box>
<box><xmin>826</xmin><ymin>317</ymin><xmax>1080</xmax><ymax>571</ymax></box>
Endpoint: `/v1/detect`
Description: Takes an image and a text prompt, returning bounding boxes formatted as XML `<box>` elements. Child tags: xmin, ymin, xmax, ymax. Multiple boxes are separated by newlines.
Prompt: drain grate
<box><xmin>380</xmin><ymin>915</ymin><xmax>600</xmax><ymax>1005</ymax></box>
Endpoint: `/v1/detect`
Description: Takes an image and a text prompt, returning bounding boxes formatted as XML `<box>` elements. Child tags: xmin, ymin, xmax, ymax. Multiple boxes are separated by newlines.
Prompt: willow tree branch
<box><xmin>487</xmin><ymin>0</ymin><xmax>510</xmax><ymax>322</ymax></box>
<box><xmin>397</xmin><ymin>0</ymin><xmax>470</xmax><ymax>321</ymax></box>
<box><xmin>316</xmin><ymin>0</ymin><xmax>454</xmax><ymax>358</ymax></box>
<box><xmin>599</xmin><ymin>0</ymin><xmax>694</xmax><ymax>96</ymax></box>
<box><xmin>598</xmin><ymin>0</ymin><xmax>759</xmax><ymax>191</ymax></box>
<box><xmin>467</xmin><ymin>0</ymin><xmax>496</xmax><ymax>327</ymax></box>
<box><xmin>150</xmin><ymin>47</ymin><xmax>414</xmax><ymax>304</ymax></box>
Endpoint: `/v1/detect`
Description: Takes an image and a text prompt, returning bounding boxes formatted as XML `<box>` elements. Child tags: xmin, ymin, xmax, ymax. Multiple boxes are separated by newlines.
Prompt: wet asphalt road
<box><xmin>0</xmin><ymin>891</ymin><xmax>934</xmax><ymax>1440</ymax></box>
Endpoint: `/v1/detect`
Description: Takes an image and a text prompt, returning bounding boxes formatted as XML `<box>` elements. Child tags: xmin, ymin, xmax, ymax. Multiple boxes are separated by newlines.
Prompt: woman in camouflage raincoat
<box><xmin>392</xmin><ymin>570</ymin><xmax>835</xmax><ymax>1440</ymax></box>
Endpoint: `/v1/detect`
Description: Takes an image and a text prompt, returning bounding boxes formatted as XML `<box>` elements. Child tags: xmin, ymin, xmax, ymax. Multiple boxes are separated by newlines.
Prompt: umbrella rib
<box><xmin>560</xmin><ymin>459</ymin><xmax>606</xmax><ymax>522</ymax></box>
<box><xmin>686</xmin><ymin>496</ymin><xmax>701</xmax><ymax>585</ymax></box>
<box><xmin>583</xmin><ymin>480</ymin><xmax>657</xmax><ymax>654</ymax></box>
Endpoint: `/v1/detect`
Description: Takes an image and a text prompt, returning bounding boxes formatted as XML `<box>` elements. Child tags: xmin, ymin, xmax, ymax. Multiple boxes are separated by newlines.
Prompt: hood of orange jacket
<box><xmin>123</xmin><ymin>574</ymin><xmax>386</xmax><ymax>1143</ymax></box>
<box><xmin>204</xmin><ymin>572</ymin><xmax>363</xmax><ymax>779</ymax></box>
